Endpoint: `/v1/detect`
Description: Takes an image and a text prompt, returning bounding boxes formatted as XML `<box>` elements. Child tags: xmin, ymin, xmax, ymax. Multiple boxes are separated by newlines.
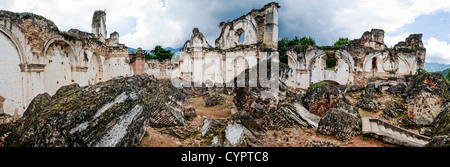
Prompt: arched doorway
<box><xmin>87</xmin><ymin>54</ymin><xmax>103</xmax><ymax>85</ymax></box>
<box><xmin>43</xmin><ymin>41</ymin><xmax>76</xmax><ymax>95</ymax></box>
<box><xmin>309</xmin><ymin>52</ymin><xmax>352</xmax><ymax>86</ymax></box>
<box><xmin>233</xmin><ymin>56</ymin><xmax>249</xmax><ymax>87</ymax></box>
<box><xmin>372</xmin><ymin>57</ymin><xmax>378</xmax><ymax>72</ymax></box>
<box><xmin>0</xmin><ymin>31</ymin><xmax>24</xmax><ymax>115</ymax></box>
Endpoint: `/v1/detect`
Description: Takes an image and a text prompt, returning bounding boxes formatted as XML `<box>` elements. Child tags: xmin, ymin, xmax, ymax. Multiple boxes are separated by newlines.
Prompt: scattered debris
<box><xmin>318</xmin><ymin>102</ymin><xmax>361</xmax><ymax>141</ymax></box>
<box><xmin>1</xmin><ymin>74</ymin><xmax>194</xmax><ymax>147</ymax></box>
<box><xmin>362</xmin><ymin>117</ymin><xmax>430</xmax><ymax>147</ymax></box>
<box><xmin>306</xmin><ymin>140</ymin><xmax>339</xmax><ymax>147</ymax></box>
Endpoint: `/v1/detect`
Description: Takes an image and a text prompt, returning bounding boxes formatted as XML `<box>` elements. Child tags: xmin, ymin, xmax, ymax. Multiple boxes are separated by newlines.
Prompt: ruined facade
<box><xmin>177</xmin><ymin>2</ymin><xmax>280</xmax><ymax>86</ymax></box>
<box><xmin>128</xmin><ymin>48</ymin><xmax>178</xmax><ymax>79</ymax></box>
<box><xmin>129</xmin><ymin>48</ymin><xmax>146</xmax><ymax>75</ymax></box>
<box><xmin>0</xmin><ymin>10</ymin><xmax>131</xmax><ymax>116</ymax></box>
<box><xmin>284</xmin><ymin>29</ymin><xmax>426</xmax><ymax>90</ymax></box>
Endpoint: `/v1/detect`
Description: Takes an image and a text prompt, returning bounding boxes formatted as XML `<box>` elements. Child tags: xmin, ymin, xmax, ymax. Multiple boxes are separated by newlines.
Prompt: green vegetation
<box><xmin>446</xmin><ymin>70</ymin><xmax>450</xmax><ymax>81</ymax></box>
<box><xmin>424</xmin><ymin>62</ymin><xmax>450</xmax><ymax>73</ymax></box>
<box><xmin>307</xmin><ymin>81</ymin><xmax>326</xmax><ymax>93</ymax></box>
<box><xmin>326</xmin><ymin>57</ymin><xmax>337</xmax><ymax>68</ymax></box>
<box><xmin>145</xmin><ymin>45</ymin><xmax>174</xmax><ymax>62</ymax></box>
<box><xmin>332</xmin><ymin>37</ymin><xmax>350</xmax><ymax>47</ymax></box>
<box><xmin>278</xmin><ymin>36</ymin><xmax>316</xmax><ymax>64</ymax></box>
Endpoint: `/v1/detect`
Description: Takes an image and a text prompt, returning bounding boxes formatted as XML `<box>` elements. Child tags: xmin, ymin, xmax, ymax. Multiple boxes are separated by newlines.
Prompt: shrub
<box><xmin>326</xmin><ymin>57</ymin><xmax>337</xmax><ymax>68</ymax></box>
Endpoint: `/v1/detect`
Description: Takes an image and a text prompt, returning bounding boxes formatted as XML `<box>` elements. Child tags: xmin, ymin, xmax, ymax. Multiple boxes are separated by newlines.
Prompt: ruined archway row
<box><xmin>285</xmin><ymin>29</ymin><xmax>426</xmax><ymax>89</ymax></box>
<box><xmin>0</xmin><ymin>10</ymin><xmax>132</xmax><ymax>116</ymax></box>
<box><xmin>172</xmin><ymin>2</ymin><xmax>280</xmax><ymax>86</ymax></box>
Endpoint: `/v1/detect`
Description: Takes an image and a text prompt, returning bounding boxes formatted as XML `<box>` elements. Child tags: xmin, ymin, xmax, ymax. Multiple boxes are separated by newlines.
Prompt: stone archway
<box><xmin>87</xmin><ymin>53</ymin><xmax>103</xmax><ymax>85</ymax></box>
<box><xmin>233</xmin><ymin>56</ymin><xmax>249</xmax><ymax>87</ymax></box>
<box><xmin>203</xmin><ymin>52</ymin><xmax>223</xmax><ymax>85</ymax></box>
<box><xmin>308</xmin><ymin>51</ymin><xmax>353</xmax><ymax>86</ymax></box>
<box><xmin>43</xmin><ymin>40</ymin><xmax>77</xmax><ymax>95</ymax></box>
<box><xmin>233</xmin><ymin>19</ymin><xmax>258</xmax><ymax>46</ymax></box>
<box><xmin>0</xmin><ymin>29</ymin><xmax>26</xmax><ymax>116</ymax></box>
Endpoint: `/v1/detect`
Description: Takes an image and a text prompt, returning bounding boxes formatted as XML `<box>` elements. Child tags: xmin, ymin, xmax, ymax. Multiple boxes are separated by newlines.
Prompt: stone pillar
<box><xmin>263</xmin><ymin>3</ymin><xmax>280</xmax><ymax>50</ymax></box>
<box><xmin>132</xmin><ymin>48</ymin><xmax>146</xmax><ymax>75</ymax></box>
<box><xmin>92</xmin><ymin>10</ymin><xmax>107</xmax><ymax>43</ymax></box>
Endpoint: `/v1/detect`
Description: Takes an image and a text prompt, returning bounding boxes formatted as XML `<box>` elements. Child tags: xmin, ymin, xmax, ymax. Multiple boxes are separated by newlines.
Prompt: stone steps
<box><xmin>362</xmin><ymin>117</ymin><xmax>430</xmax><ymax>147</ymax></box>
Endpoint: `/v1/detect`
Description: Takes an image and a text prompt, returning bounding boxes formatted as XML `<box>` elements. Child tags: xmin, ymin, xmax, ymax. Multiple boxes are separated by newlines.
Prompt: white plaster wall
<box><xmin>203</xmin><ymin>52</ymin><xmax>223</xmax><ymax>85</ymax></box>
<box><xmin>193</xmin><ymin>57</ymin><xmax>204</xmax><ymax>87</ymax></box>
<box><xmin>43</xmin><ymin>43</ymin><xmax>73</xmax><ymax>95</ymax></box>
<box><xmin>398</xmin><ymin>58</ymin><xmax>410</xmax><ymax>75</ymax></box>
<box><xmin>107</xmin><ymin>57</ymin><xmax>132</xmax><ymax>78</ymax></box>
<box><xmin>146</xmin><ymin>62</ymin><xmax>161</xmax><ymax>77</ymax></box>
<box><xmin>363</xmin><ymin>52</ymin><xmax>387</xmax><ymax>73</ymax></box>
<box><xmin>233</xmin><ymin>19</ymin><xmax>258</xmax><ymax>46</ymax></box>
<box><xmin>310</xmin><ymin>54</ymin><xmax>352</xmax><ymax>86</ymax></box>
<box><xmin>399</xmin><ymin>54</ymin><xmax>418</xmax><ymax>75</ymax></box>
<box><xmin>0</xmin><ymin>32</ymin><xmax>24</xmax><ymax>115</ymax></box>
<box><xmin>82</xmin><ymin>53</ymin><xmax>103</xmax><ymax>86</ymax></box>
<box><xmin>224</xmin><ymin>51</ymin><xmax>257</xmax><ymax>85</ymax></box>
<box><xmin>298</xmin><ymin>72</ymin><xmax>309</xmax><ymax>89</ymax></box>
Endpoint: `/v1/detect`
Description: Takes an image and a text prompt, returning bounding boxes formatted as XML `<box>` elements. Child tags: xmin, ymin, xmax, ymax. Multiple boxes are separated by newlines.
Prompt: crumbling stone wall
<box><xmin>129</xmin><ymin>48</ymin><xmax>146</xmax><ymax>75</ymax></box>
<box><xmin>0</xmin><ymin>10</ymin><xmax>131</xmax><ymax>116</ymax></box>
<box><xmin>92</xmin><ymin>10</ymin><xmax>107</xmax><ymax>43</ymax></box>
<box><xmin>285</xmin><ymin>29</ymin><xmax>426</xmax><ymax>90</ymax></box>
<box><xmin>176</xmin><ymin>3</ymin><xmax>280</xmax><ymax>86</ymax></box>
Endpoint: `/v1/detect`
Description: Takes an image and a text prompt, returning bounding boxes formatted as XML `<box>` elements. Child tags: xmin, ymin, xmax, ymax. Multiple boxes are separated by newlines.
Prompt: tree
<box><xmin>333</xmin><ymin>37</ymin><xmax>350</xmax><ymax>47</ymax></box>
<box><xmin>446</xmin><ymin>69</ymin><xmax>450</xmax><ymax>81</ymax></box>
<box><xmin>278</xmin><ymin>38</ymin><xmax>289</xmax><ymax>64</ymax></box>
<box><xmin>299</xmin><ymin>36</ymin><xmax>316</xmax><ymax>46</ymax></box>
<box><xmin>326</xmin><ymin>57</ymin><xmax>337</xmax><ymax>68</ymax></box>
<box><xmin>277</xmin><ymin>36</ymin><xmax>316</xmax><ymax>64</ymax></box>
<box><xmin>146</xmin><ymin>45</ymin><xmax>174</xmax><ymax>61</ymax></box>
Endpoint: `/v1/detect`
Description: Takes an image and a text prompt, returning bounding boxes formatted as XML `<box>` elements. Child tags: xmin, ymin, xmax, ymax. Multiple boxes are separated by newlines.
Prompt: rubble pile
<box><xmin>317</xmin><ymin>102</ymin><xmax>361</xmax><ymax>141</ymax></box>
<box><xmin>302</xmin><ymin>82</ymin><xmax>345</xmax><ymax>117</ymax></box>
<box><xmin>204</xmin><ymin>93</ymin><xmax>224</xmax><ymax>107</ymax></box>
<box><xmin>356</xmin><ymin>84</ymin><xmax>381</xmax><ymax>112</ymax></box>
<box><xmin>0</xmin><ymin>74</ymin><xmax>194</xmax><ymax>147</ymax></box>
<box><xmin>405</xmin><ymin>72</ymin><xmax>449</xmax><ymax>125</ymax></box>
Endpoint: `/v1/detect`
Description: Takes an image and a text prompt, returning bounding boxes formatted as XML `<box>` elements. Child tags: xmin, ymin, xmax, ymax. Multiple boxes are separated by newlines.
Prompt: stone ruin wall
<box><xmin>0</xmin><ymin>10</ymin><xmax>132</xmax><ymax>116</ymax></box>
<box><xmin>174</xmin><ymin>2</ymin><xmax>280</xmax><ymax>86</ymax></box>
<box><xmin>128</xmin><ymin>47</ymin><xmax>178</xmax><ymax>79</ymax></box>
<box><xmin>0</xmin><ymin>2</ymin><xmax>428</xmax><ymax>116</ymax></box>
<box><xmin>284</xmin><ymin>29</ymin><xmax>426</xmax><ymax>90</ymax></box>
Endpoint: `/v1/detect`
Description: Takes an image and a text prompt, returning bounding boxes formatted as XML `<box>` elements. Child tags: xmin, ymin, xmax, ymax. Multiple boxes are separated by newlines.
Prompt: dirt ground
<box><xmin>139</xmin><ymin>92</ymin><xmax>396</xmax><ymax>147</ymax></box>
<box><xmin>259</xmin><ymin>128</ymin><xmax>395</xmax><ymax>147</ymax></box>
<box><xmin>189</xmin><ymin>94</ymin><xmax>235</xmax><ymax>119</ymax></box>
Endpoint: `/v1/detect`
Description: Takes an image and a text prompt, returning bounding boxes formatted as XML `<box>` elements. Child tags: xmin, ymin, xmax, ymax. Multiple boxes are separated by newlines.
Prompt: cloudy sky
<box><xmin>2</xmin><ymin>0</ymin><xmax>450</xmax><ymax>64</ymax></box>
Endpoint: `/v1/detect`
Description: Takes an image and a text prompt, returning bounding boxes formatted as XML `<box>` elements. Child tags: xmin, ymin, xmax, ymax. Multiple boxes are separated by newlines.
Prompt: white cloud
<box><xmin>425</xmin><ymin>37</ymin><xmax>450</xmax><ymax>64</ymax></box>
<box><xmin>279</xmin><ymin>0</ymin><xmax>450</xmax><ymax>45</ymax></box>
<box><xmin>0</xmin><ymin>0</ymin><xmax>274</xmax><ymax>49</ymax></box>
<box><xmin>2</xmin><ymin>0</ymin><xmax>450</xmax><ymax>55</ymax></box>
<box><xmin>384</xmin><ymin>33</ymin><xmax>411</xmax><ymax>48</ymax></box>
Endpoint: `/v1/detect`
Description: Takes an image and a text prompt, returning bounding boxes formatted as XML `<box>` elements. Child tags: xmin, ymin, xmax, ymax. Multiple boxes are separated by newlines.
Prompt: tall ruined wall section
<box><xmin>215</xmin><ymin>2</ymin><xmax>279</xmax><ymax>51</ymax></box>
<box><xmin>285</xmin><ymin>29</ymin><xmax>426</xmax><ymax>90</ymax></box>
<box><xmin>0</xmin><ymin>10</ymin><xmax>131</xmax><ymax>116</ymax></box>
<box><xmin>178</xmin><ymin>2</ymin><xmax>280</xmax><ymax>86</ymax></box>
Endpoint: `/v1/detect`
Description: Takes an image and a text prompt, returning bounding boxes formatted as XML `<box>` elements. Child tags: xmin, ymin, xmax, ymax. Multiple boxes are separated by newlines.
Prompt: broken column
<box><xmin>92</xmin><ymin>10</ymin><xmax>107</xmax><ymax>43</ymax></box>
<box><xmin>131</xmin><ymin>48</ymin><xmax>146</xmax><ymax>76</ymax></box>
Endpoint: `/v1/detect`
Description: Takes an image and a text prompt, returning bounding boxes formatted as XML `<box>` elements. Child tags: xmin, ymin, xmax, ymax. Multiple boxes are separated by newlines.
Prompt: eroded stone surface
<box><xmin>317</xmin><ymin>102</ymin><xmax>361</xmax><ymax>141</ymax></box>
<box><xmin>302</xmin><ymin>82</ymin><xmax>345</xmax><ymax>117</ymax></box>
<box><xmin>1</xmin><ymin>74</ymin><xmax>194</xmax><ymax>147</ymax></box>
<box><xmin>284</xmin><ymin>29</ymin><xmax>426</xmax><ymax>90</ymax></box>
<box><xmin>405</xmin><ymin>72</ymin><xmax>449</xmax><ymax>125</ymax></box>
<box><xmin>0</xmin><ymin>10</ymin><xmax>130</xmax><ymax>116</ymax></box>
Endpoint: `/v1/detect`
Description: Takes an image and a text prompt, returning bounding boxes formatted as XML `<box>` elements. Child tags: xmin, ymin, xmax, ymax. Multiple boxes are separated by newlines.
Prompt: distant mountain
<box><xmin>435</xmin><ymin>68</ymin><xmax>450</xmax><ymax>76</ymax></box>
<box><xmin>165</xmin><ymin>47</ymin><xmax>182</xmax><ymax>53</ymax></box>
<box><xmin>424</xmin><ymin>62</ymin><xmax>450</xmax><ymax>72</ymax></box>
<box><xmin>128</xmin><ymin>47</ymin><xmax>182</xmax><ymax>54</ymax></box>
<box><xmin>128</xmin><ymin>47</ymin><xmax>138</xmax><ymax>53</ymax></box>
